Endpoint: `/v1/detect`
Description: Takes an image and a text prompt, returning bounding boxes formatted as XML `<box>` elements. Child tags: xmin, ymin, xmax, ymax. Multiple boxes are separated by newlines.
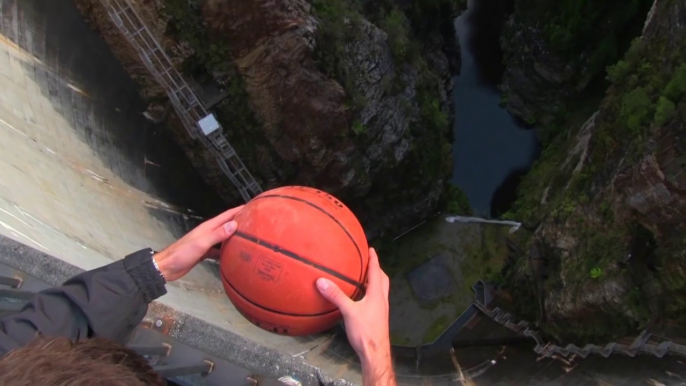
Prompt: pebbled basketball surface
<box><xmin>220</xmin><ymin>186</ymin><xmax>369</xmax><ymax>336</ymax></box>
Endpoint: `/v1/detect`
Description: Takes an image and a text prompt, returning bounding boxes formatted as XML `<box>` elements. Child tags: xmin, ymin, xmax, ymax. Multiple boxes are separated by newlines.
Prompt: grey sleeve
<box><xmin>0</xmin><ymin>249</ymin><xmax>166</xmax><ymax>356</ymax></box>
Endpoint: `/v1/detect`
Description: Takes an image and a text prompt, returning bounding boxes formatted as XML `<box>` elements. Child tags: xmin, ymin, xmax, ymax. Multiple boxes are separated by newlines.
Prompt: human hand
<box><xmin>153</xmin><ymin>206</ymin><xmax>244</xmax><ymax>282</ymax></box>
<box><xmin>316</xmin><ymin>248</ymin><xmax>396</xmax><ymax>385</ymax></box>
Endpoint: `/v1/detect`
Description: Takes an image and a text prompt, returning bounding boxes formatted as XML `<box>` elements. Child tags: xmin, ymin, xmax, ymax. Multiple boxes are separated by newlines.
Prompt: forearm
<box><xmin>360</xmin><ymin>348</ymin><xmax>397</xmax><ymax>386</ymax></box>
<box><xmin>0</xmin><ymin>249</ymin><xmax>165</xmax><ymax>355</ymax></box>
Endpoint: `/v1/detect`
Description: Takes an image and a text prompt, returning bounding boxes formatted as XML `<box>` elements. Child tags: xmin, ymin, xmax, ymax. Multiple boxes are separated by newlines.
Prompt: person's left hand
<box><xmin>153</xmin><ymin>206</ymin><xmax>244</xmax><ymax>282</ymax></box>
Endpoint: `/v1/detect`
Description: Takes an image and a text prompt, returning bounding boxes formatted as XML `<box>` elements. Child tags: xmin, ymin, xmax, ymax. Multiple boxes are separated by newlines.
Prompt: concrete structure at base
<box><xmin>0</xmin><ymin>0</ymin><xmax>685</xmax><ymax>385</ymax></box>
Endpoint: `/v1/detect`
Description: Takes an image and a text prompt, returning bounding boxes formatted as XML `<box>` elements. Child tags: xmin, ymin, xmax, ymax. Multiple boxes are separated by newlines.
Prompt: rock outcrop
<box><xmin>499</xmin><ymin>0</ymin><xmax>655</xmax><ymax>127</ymax></box>
<box><xmin>505</xmin><ymin>0</ymin><xmax>686</xmax><ymax>341</ymax></box>
<box><xmin>74</xmin><ymin>0</ymin><xmax>460</xmax><ymax>238</ymax></box>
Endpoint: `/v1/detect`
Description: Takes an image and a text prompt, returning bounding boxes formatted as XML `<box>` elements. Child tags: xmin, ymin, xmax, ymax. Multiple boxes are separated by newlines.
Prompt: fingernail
<box><xmin>316</xmin><ymin>278</ymin><xmax>330</xmax><ymax>291</ymax></box>
<box><xmin>224</xmin><ymin>221</ymin><xmax>237</xmax><ymax>233</ymax></box>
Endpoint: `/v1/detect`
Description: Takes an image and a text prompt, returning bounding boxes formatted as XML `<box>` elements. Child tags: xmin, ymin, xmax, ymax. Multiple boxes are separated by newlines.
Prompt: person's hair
<box><xmin>0</xmin><ymin>336</ymin><xmax>165</xmax><ymax>386</ymax></box>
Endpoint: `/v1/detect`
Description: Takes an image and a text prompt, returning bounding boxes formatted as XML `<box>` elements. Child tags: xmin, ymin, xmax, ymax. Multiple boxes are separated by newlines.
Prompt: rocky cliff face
<box><xmin>74</xmin><ymin>0</ymin><xmax>460</xmax><ymax>238</ymax></box>
<box><xmin>504</xmin><ymin>0</ymin><xmax>686</xmax><ymax>342</ymax></box>
<box><xmin>499</xmin><ymin>0</ymin><xmax>655</xmax><ymax>129</ymax></box>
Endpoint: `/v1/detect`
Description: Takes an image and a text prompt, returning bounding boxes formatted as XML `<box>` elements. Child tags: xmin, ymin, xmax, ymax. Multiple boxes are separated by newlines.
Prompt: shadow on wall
<box><xmin>490</xmin><ymin>166</ymin><xmax>529</xmax><ymax>218</ymax></box>
<box><xmin>4</xmin><ymin>0</ymin><xmax>224</xmax><ymax>217</ymax></box>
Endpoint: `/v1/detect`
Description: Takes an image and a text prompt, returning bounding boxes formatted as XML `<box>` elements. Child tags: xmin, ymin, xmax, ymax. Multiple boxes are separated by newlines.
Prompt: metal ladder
<box><xmin>473</xmin><ymin>302</ymin><xmax>686</xmax><ymax>359</ymax></box>
<box><xmin>101</xmin><ymin>0</ymin><xmax>262</xmax><ymax>202</ymax></box>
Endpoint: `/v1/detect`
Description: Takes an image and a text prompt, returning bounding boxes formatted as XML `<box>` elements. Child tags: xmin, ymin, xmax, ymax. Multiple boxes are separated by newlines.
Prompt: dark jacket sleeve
<box><xmin>0</xmin><ymin>249</ymin><xmax>167</xmax><ymax>356</ymax></box>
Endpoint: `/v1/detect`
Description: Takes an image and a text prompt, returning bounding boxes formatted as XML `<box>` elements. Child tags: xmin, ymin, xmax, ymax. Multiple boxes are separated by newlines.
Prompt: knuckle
<box><xmin>325</xmin><ymin>285</ymin><xmax>339</xmax><ymax>298</ymax></box>
<box><xmin>214</xmin><ymin>228</ymin><xmax>227</xmax><ymax>240</ymax></box>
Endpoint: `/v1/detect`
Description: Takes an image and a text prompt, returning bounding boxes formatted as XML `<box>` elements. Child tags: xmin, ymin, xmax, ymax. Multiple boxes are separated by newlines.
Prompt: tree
<box><xmin>653</xmin><ymin>96</ymin><xmax>676</xmax><ymax>126</ymax></box>
<box><xmin>620</xmin><ymin>87</ymin><xmax>652</xmax><ymax>131</ymax></box>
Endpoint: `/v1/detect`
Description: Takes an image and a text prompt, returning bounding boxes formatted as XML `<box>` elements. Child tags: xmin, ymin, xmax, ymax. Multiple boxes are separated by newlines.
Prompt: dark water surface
<box><xmin>451</xmin><ymin>0</ymin><xmax>540</xmax><ymax>217</ymax></box>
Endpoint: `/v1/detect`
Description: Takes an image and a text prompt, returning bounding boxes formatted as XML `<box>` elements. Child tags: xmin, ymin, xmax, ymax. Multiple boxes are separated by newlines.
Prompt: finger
<box><xmin>366</xmin><ymin>248</ymin><xmax>382</xmax><ymax>289</ymax></box>
<box><xmin>383</xmin><ymin>273</ymin><xmax>391</xmax><ymax>301</ymax></box>
<box><xmin>196</xmin><ymin>206</ymin><xmax>245</xmax><ymax>232</ymax></box>
<box><xmin>198</xmin><ymin>220</ymin><xmax>238</xmax><ymax>250</ymax></box>
<box><xmin>316</xmin><ymin>278</ymin><xmax>353</xmax><ymax>315</ymax></box>
<box><xmin>382</xmin><ymin>272</ymin><xmax>390</xmax><ymax>298</ymax></box>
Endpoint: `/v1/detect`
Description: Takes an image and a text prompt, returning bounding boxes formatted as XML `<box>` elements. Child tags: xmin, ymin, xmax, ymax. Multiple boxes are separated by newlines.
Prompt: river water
<box><xmin>451</xmin><ymin>0</ymin><xmax>540</xmax><ymax>217</ymax></box>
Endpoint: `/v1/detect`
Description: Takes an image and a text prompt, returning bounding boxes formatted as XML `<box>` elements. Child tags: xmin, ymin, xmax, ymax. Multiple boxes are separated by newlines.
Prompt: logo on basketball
<box><xmin>255</xmin><ymin>257</ymin><xmax>283</xmax><ymax>283</ymax></box>
<box><xmin>239</xmin><ymin>251</ymin><xmax>252</xmax><ymax>262</ymax></box>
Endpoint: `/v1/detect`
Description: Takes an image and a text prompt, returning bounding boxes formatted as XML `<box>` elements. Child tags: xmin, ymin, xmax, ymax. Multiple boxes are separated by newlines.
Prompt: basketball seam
<box><xmin>235</xmin><ymin>231</ymin><xmax>362</xmax><ymax>289</ymax></box>
<box><xmin>252</xmin><ymin>194</ymin><xmax>365</xmax><ymax>299</ymax></box>
<box><xmin>220</xmin><ymin>269</ymin><xmax>339</xmax><ymax>317</ymax></box>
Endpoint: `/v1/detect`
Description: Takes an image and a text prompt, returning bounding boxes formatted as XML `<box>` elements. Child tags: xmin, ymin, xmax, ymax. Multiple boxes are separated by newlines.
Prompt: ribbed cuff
<box><xmin>124</xmin><ymin>248</ymin><xmax>167</xmax><ymax>303</ymax></box>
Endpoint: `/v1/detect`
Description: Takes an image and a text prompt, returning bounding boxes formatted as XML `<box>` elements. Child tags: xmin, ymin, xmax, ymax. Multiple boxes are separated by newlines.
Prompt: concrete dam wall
<box><xmin>0</xmin><ymin>0</ymin><xmax>349</xmax><ymax>383</ymax></box>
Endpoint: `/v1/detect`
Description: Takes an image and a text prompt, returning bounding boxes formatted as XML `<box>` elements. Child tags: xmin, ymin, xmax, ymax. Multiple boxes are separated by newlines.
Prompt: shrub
<box><xmin>620</xmin><ymin>87</ymin><xmax>652</xmax><ymax>131</ymax></box>
<box><xmin>380</xmin><ymin>8</ymin><xmax>411</xmax><ymax>63</ymax></box>
<box><xmin>606</xmin><ymin>60</ymin><xmax>630</xmax><ymax>83</ymax></box>
<box><xmin>351</xmin><ymin>121</ymin><xmax>367</xmax><ymax>135</ymax></box>
<box><xmin>663</xmin><ymin>63</ymin><xmax>686</xmax><ymax>102</ymax></box>
<box><xmin>420</xmin><ymin>96</ymin><xmax>448</xmax><ymax>131</ymax></box>
<box><xmin>445</xmin><ymin>184</ymin><xmax>472</xmax><ymax>215</ymax></box>
<box><xmin>654</xmin><ymin>96</ymin><xmax>676</xmax><ymax>126</ymax></box>
<box><xmin>311</xmin><ymin>0</ymin><xmax>364</xmax><ymax>104</ymax></box>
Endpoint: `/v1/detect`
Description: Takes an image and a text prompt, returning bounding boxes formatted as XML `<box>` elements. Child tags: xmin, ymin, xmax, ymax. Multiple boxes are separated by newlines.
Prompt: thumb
<box><xmin>316</xmin><ymin>278</ymin><xmax>352</xmax><ymax>315</ymax></box>
<box><xmin>202</xmin><ymin>221</ymin><xmax>238</xmax><ymax>249</ymax></box>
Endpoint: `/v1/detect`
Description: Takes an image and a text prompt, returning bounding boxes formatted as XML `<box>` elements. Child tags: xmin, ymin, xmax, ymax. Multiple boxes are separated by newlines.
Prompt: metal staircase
<box><xmin>101</xmin><ymin>0</ymin><xmax>262</xmax><ymax>202</ymax></box>
<box><xmin>473</xmin><ymin>302</ymin><xmax>686</xmax><ymax>359</ymax></box>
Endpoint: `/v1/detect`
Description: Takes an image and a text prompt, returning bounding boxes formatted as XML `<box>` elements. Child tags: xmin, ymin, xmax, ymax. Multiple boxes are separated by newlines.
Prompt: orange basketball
<box><xmin>219</xmin><ymin>186</ymin><xmax>369</xmax><ymax>336</ymax></box>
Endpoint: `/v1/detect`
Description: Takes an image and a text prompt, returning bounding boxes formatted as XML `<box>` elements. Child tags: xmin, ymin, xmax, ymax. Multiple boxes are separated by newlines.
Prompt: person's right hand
<box><xmin>316</xmin><ymin>248</ymin><xmax>396</xmax><ymax>385</ymax></box>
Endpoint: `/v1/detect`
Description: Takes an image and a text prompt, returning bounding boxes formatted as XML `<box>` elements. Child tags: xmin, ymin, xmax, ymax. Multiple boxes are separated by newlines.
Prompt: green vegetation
<box><xmin>389</xmin><ymin>332</ymin><xmax>413</xmax><ymax>346</ymax></box>
<box><xmin>663</xmin><ymin>63</ymin><xmax>686</xmax><ymax>101</ymax></box>
<box><xmin>502</xmin><ymin>5</ymin><xmax>686</xmax><ymax>340</ymax></box>
<box><xmin>379</xmin><ymin>219</ymin><xmax>446</xmax><ymax>278</ymax></box>
<box><xmin>379</xmin><ymin>8</ymin><xmax>414</xmax><ymax>63</ymax></box>
<box><xmin>517</xmin><ymin>0</ymin><xmax>653</xmax><ymax>79</ymax></box>
<box><xmin>420</xmin><ymin>94</ymin><xmax>449</xmax><ymax>130</ymax></box>
<box><xmin>509</xmin><ymin>27</ymin><xmax>685</xmax><ymax>228</ymax></box>
<box><xmin>311</xmin><ymin>0</ymin><xmax>366</xmax><ymax>111</ymax></box>
<box><xmin>411</xmin><ymin>71</ymin><xmax>452</xmax><ymax>179</ymax></box>
<box><xmin>163</xmin><ymin>0</ymin><xmax>231</xmax><ymax>74</ymax></box>
<box><xmin>502</xmin><ymin>0</ymin><xmax>655</xmax><ymax>130</ymax></box>
<box><xmin>460</xmin><ymin>225</ymin><xmax>510</xmax><ymax>292</ymax></box>
<box><xmin>620</xmin><ymin>87</ymin><xmax>652</xmax><ymax>131</ymax></box>
<box><xmin>502</xmin><ymin>134</ymin><xmax>571</xmax><ymax>226</ymax></box>
<box><xmin>606</xmin><ymin>60</ymin><xmax>631</xmax><ymax>83</ymax></box>
<box><xmin>444</xmin><ymin>184</ymin><xmax>472</xmax><ymax>215</ymax></box>
<box><xmin>590</xmin><ymin>36</ymin><xmax>685</xmax><ymax>167</ymax></box>
<box><xmin>162</xmin><ymin>0</ymin><xmax>267</xmax><ymax>187</ymax></box>
<box><xmin>423</xmin><ymin>314</ymin><xmax>450</xmax><ymax>343</ymax></box>
<box><xmin>351</xmin><ymin>121</ymin><xmax>368</xmax><ymax>135</ymax></box>
<box><xmin>654</xmin><ymin>96</ymin><xmax>676</xmax><ymax>127</ymax></box>
<box><xmin>311</xmin><ymin>0</ymin><xmax>455</xmax><ymax>191</ymax></box>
